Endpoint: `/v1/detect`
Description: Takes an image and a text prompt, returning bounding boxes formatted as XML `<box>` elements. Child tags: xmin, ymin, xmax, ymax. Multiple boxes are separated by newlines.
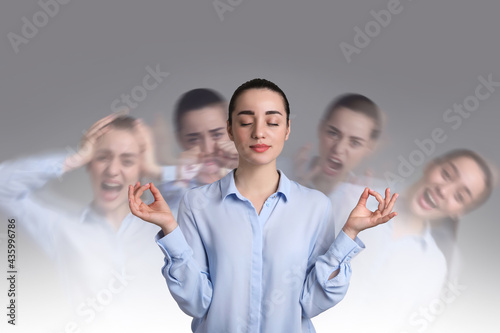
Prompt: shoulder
<box><xmin>287</xmin><ymin>179</ymin><xmax>331</xmax><ymax>209</ymax></box>
<box><xmin>181</xmin><ymin>179</ymin><xmax>223</xmax><ymax>208</ymax></box>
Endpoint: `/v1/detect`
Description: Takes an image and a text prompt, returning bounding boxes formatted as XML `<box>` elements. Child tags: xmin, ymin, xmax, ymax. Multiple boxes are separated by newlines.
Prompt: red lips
<box><xmin>250</xmin><ymin>144</ymin><xmax>270</xmax><ymax>153</ymax></box>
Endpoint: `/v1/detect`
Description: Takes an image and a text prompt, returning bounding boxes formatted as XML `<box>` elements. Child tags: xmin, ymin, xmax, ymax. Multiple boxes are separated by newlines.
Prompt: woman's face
<box><xmin>88</xmin><ymin>128</ymin><xmax>142</xmax><ymax>213</ymax></box>
<box><xmin>228</xmin><ymin>88</ymin><xmax>290</xmax><ymax>168</ymax></box>
<box><xmin>317</xmin><ymin>107</ymin><xmax>376</xmax><ymax>181</ymax></box>
<box><xmin>178</xmin><ymin>105</ymin><xmax>230</xmax><ymax>176</ymax></box>
<box><xmin>408</xmin><ymin>155</ymin><xmax>487</xmax><ymax>220</ymax></box>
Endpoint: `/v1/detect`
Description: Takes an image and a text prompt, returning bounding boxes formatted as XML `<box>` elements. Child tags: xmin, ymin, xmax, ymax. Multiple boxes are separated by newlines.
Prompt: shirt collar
<box><xmin>221</xmin><ymin>169</ymin><xmax>290</xmax><ymax>202</ymax></box>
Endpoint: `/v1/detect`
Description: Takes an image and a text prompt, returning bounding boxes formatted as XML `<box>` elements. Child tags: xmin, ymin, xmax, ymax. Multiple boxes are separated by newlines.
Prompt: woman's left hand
<box><xmin>343</xmin><ymin>188</ymin><xmax>398</xmax><ymax>240</ymax></box>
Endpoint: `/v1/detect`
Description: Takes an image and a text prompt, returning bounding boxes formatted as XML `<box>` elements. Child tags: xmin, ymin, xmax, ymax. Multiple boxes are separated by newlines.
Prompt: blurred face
<box><xmin>88</xmin><ymin>128</ymin><xmax>142</xmax><ymax>213</ymax></box>
<box><xmin>408</xmin><ymin>156</ymin><xmax>487</xmax><ymax>220</ymax></box>
<box><xmin>228</xmin><ymin>88</ymin><xmax>290</xmax><ymax>167</ymax></box>
<box><xmin>178</xmin><ymin>105</ymin><xmax>229</xmax><ymax>175</ymax></box>
<box><xmin>318</xmin><ymin>107</ymin><xmax>375</xmax><ymax>181</ymax></box>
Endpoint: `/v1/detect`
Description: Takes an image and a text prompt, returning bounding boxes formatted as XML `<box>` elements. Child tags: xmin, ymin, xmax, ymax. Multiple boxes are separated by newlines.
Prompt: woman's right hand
<box><xmin>128</xmin><ymin>181</ymin><xmax>178</xmax><ymax>235</ymax></box>
<box><xmin>63</xmin><ymin>113</ymin><xmax>118</xmax><ymax>173</ymax></box>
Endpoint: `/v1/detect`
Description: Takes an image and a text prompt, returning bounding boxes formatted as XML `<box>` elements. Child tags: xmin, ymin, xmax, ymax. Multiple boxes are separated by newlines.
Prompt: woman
<box><xmin>129</xmin><ymin>78</ymin><xmax>398</xmax><ymax>332</ymax></box>
<box><xmin>156</xmin><ymin>88</ymin><xmax>239</xmax><ymax>219</ymax></box>
<box><xmin>0</xmin><ymin>114</ymin><xmax>186</xmax><ymax>331</ymax></box>
<box><xmin>293</xmin><ymin>93</ymin><xmax>382</xmax><ymax>194</ymax></box>
<box><xmin>315</xmin><ymin>148</ymin><xmax>495</xmax><ymax>332</ymax></box>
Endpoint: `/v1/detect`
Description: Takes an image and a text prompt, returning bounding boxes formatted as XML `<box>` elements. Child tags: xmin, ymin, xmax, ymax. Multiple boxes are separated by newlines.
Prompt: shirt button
<box><xmin>353</xmin><ymin>249</ymin><xmax>359</xmax><ymax>254</ymax></box>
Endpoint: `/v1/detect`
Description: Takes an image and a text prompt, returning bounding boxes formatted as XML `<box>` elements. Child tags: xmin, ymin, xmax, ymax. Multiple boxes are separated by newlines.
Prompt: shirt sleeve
<box><xmin>0</xmin><ymin>153</ymin><xmax>67</xmax><ymax>257</ymax></box>
<box><xmin>155</xmin><ymin>192</ymin><xmax>213</xmax><ymax>318</ymax></box>
<box><xmin>299</xmin><ymin>199</ymin><xmax>365</xmax><ymax>318</ymax></box>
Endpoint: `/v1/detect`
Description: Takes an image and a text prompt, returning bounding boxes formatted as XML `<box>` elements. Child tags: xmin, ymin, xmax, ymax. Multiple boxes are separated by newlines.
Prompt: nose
<box><xmin>105</xmin><ymin>157</ymin><xmax>120</xmax><ymax>176</ymax></box>
<box><xmin>330</xmin><ymin>137</ymin><xmax>348</xmax><ymax>156</ymax></box>
<box><xmin>436</xmin><ymin>182</ymin><xmax>454</xmax><ymax>200</ymax></box>
<box><xmin>201</xmin><ymin>136</ymin><xmax>215</xmax><ymax>155</ymax></box>
<box><xmin>252</xmin><ymin>120</ymin><xmax>265</xmax><ymax>139</ymax></box>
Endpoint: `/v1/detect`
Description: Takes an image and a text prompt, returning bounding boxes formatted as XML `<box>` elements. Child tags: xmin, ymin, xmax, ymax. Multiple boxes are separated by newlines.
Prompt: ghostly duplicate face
<box><xmin>228</xmin><ymin>88</ymin><xmax>290</xmax><ymax>168</ymax></box>
<box><xmin>88</xmin><ymin>128</ymin><xmax>142</xmax><ymax>214</ymax></box>
<box><xmin>177</xmin><ymin>105</ymin><xmax>230</xmax><ymax>179</ymax></box>
<box><xmin>317</xmin><ymin>107</ymin><xmax>376</xmax><ymax>182</ymax></box>
<box><xmin>408</xmin><ymin>155</ymin><xmax>488</xmax><ymax>220</ymax></box>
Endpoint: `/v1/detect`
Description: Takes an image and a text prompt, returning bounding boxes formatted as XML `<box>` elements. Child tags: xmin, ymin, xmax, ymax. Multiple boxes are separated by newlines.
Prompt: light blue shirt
<box><xmin>156</xmin><ymin>170</ymin><xmax>365</xmax><ymax>333</ymax></box>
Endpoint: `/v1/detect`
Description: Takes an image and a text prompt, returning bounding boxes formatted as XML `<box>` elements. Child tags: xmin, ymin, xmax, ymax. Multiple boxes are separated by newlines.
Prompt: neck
<box><xmin>234</xmin><ymin>160</ymin><xmax>280</xmax><ymax>199</ymax></box>
<box><xmin>393</xmin><ymin>196</ymin><xmax>426</xmax><ymax>238</ymax></box>
<box><xmin>92</xmin><ymin>201</ymin><xmax>130</xmax><ymax>232</ymax></box>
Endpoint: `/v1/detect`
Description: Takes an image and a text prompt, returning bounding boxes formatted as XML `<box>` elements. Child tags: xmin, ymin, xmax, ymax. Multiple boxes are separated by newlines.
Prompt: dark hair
<box><xmin>174</xmin><ymin>88</ymin><xmax>226</xmax><ymax>132</ymax></box>
<box><xmin>108</xmin><ymin>115</ymin><xmax>137</xmax><ymax>130</ymax></box>
<box><xmin>323</xmin><ymin>93</ymin><xmax>381</xmax><ymax>140</ymax></box>
<box><xmin>432</xmin><ymin>149</ymin><xmax>494</xmax><ymax>212</ymax></box>
<box><xmin>228</xmin><ymin>78</ymin><xmax>290</xmax><ymax>126</ymax></box>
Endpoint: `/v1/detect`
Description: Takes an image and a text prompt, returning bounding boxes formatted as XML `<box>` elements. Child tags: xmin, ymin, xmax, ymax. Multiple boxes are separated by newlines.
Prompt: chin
<box><xmin>96</xmin><ymin>198</ymin><xmax>127</xmax><ymax>213</ymax></box>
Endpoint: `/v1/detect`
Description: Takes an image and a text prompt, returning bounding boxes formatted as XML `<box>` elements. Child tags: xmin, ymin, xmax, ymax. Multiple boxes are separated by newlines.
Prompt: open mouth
<box><xmin>419</xmin><ymin>188</ymin><xmax>438</xmax><ymax>210</ymax></box>
<box><xmin>100</xmin><ymin>182</ymin><xmax>124</xmax><ymax>201</ymax></box>
<box><xmin>324</xmin><ymin>157</ymin><xmax>343</xmax><ymax>175</ymax></box>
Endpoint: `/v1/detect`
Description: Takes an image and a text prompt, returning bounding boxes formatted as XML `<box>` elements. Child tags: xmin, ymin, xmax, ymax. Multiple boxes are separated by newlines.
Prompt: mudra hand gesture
<box><xmin>128</xmin><ymin>182</ymin><xmax>178</xmax><ymax>234</ymax></box>
<box><xmin>343</xmin><ymin>188</ymin><xmax>398</xmax><ymax>240</ymax></box>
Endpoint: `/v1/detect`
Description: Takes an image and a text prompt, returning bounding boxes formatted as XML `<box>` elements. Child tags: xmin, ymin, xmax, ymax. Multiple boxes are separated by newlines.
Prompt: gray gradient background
<box><xmin>1</xmin><ymin>0</ymin><xmax>499</xmax><ymax>332</ymax></box>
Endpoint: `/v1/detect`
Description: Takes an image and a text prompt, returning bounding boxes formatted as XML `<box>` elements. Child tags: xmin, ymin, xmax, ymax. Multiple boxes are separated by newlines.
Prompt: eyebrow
<box><xmin>326</xmin><ymin>125</ymin><xmax>367</xmax><ymax>142</ymax></box>
<box><xmin>120</xmin><ymin>153</ymin><xmax>138</xmax><ymax>158</ymax></box>
<box><xmin>185</xmin><ymin>127</ymin><xmax>225</xmax><ymax>137</ymax></box>
<box><xmin>209</xmin><ymin>127</ymin><xmax>225</xmax><ymax>133</ymax></box>
<box><xmin>237</xmin><ymin>110</ymin><xmax>283</xmax><ymax>116</ymax></box>
<box><xmin>448</xmin><ymin>162</ymin><xmax>472</xmax><ymax>198</ymax></box>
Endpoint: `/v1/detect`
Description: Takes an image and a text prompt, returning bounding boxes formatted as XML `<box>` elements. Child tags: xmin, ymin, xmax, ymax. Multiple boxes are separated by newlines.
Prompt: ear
<box><xmin>227</xmin><ymin>120</ymin><xmax>234</xmax><ymax>141</ymax></box>
<box><xmin>285</xmin><ymin>119</ymin><xmax>291</xmax><ymax>141</ymax></box>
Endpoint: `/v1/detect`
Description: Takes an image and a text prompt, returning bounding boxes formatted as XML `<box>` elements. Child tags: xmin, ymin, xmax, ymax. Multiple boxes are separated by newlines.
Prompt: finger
<box><xmin>384</xmin><ymin>188</ymin><xmax>391</xmax><ymax>208</ymax></box>
<box><xmin>383</xmin><ymin>193</ymin><xmax>399</xmax><ymax>216</ymax></box>
<box><xmin>355</xmin><ymin>187</ymin><xmax>370</xmax><ymax>207</ymax></box>
<box><xmin>86</xmin><ymin>114</ymin><xmax>118</xmax><ymax>137</ymax></box>
<box><xmin>133</xmin><ymin>181</ymin><xmax>142</xmax><ymax>191</ymax></box>
<box><xmin>84</xmin><ymin>118</ymin><xmax>114</xmax><ymax>144</ymax></box>
<box><xmin>133</xmin><ymin>183</ymin><xmax>151</xmax><ymax>201</ymax></box>
<box><xmin>150</xmin><ymin>183</ymin><xmax>169</xmax><ymax>207</ymax></box>
<box><xmin>368</xmin><ymin>189</ymin><xmax>385</xmax><ymax>211</ymax></box>
<box><xmin>128</xmin><ymin>185</ymin><xmax>141</xmax><ymax>214</ymax></box>
<box><xmin>376</xmin><ymin>211</ymin><xmax>398</xmax><ymax>225</ymax></box>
